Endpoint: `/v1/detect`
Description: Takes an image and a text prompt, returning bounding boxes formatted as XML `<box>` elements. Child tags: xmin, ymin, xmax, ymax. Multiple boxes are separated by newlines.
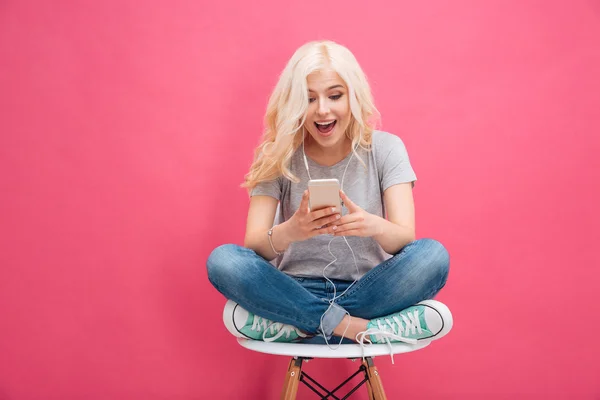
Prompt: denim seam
<box><xmin>334</xmin><ymin>242</ymin><xmax>417</xmax><ymax>302</ymax></box>
<box><xmin>211</xmin><ymin>278</ymin><xmax>323</xmax><ymax>334</ymax></box>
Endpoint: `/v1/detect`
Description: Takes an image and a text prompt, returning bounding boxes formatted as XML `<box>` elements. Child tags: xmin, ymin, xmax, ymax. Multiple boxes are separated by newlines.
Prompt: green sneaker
<box><xmin>358</xmin><ymin>300</ymin><xmax>453</xmax><ymax>345</ymax></box>
<box><xmin>223</xmin><ymin>300</ymin><xmax>308</xmax><ymax>342</ymax></box>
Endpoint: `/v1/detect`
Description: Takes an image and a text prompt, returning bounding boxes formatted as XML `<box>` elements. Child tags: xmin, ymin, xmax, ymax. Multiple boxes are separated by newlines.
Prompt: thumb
<box><xmin>299</xmin><ymin>190</ymin><xmax>310</xmax><ymax>213</ymax></box>
<box><xmin>340</xmin><ymin>190</ymin><xmax>359</xmax><ymax>212</ymax></box>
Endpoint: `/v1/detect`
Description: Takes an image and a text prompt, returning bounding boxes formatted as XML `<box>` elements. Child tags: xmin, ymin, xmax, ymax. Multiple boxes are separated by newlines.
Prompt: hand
<box><xmin>330</xmin><ymin>191</ymin><xmax>382</xmax><ymax>237</ymax></box>
<box><xmin>280</xmin><ymin>190</ymin><xmax>341</xmax><ymax>243</ymax></box>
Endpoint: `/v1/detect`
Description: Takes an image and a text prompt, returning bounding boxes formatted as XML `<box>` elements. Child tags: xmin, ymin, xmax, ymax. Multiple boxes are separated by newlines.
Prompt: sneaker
<box><xmin>223</xmin><ymin>300</ymin><xmax>309</xmax><ymax>342</ymax></box>
<box><xmin>357</xmin><ymin>300</ymin><xmax>453</xmax><ymax>345</ymax></box>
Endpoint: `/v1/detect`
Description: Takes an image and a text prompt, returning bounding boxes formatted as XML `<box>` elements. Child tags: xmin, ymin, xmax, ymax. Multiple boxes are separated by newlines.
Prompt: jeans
<box><xmin>206</xmin><ymin>238</ymin><xmax>449</xmax><ymax>340</ymax></box>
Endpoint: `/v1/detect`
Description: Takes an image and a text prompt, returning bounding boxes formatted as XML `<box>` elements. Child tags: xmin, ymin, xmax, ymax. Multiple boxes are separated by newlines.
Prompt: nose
<box><xmin>317</xmin><ymin>99</ymin><xmax>330</xmax><ymax>115</ymax></box>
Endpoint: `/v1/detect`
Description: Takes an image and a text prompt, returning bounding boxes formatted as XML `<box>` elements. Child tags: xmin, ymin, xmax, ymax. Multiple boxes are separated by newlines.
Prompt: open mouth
<box><xmin>315</xmin><ymin>120</ymin><xmax>336</xmax><ymax>134</ymax></box>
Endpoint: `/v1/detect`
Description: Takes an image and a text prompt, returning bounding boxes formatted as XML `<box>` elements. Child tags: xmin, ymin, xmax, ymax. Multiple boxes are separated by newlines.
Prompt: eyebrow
<box><xmin>308</xmin><ymin>85</ymin><xmax>345</xmax><ymax>92</ymax></box>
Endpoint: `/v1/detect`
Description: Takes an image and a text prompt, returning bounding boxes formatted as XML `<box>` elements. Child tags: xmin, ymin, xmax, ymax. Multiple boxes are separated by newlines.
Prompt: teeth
<box><xmin>316</xmin><ymin>121</ymin><xmax>335</xmax><ymax>125</ymax></box>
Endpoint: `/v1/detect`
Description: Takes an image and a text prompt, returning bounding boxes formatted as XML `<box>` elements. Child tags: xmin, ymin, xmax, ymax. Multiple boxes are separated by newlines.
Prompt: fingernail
<box><xmin>331</xmin><ymin>207</ymin><xmax>336</xmax><ymax>213</ymax></box>
<box><xmin>332</xmin><ymin>225</ymin><xmax>337</xmax><ymax>231</ymax></box>
<box><xmin>336</xmin><ymin>214</ymin><xmax>341</xmax><ymax>219</ymax></box>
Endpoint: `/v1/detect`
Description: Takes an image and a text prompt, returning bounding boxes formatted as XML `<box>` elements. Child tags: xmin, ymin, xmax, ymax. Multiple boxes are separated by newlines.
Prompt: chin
<box><xmin>310</xmin><ymin>133</ymin><xmax>343</xmax><ymax>146</ymax></box>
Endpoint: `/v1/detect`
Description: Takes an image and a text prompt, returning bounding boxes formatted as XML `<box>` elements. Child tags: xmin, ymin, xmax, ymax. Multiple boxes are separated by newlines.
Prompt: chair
<box><xmin>237</xmin><ymin>338</ymin><xmax>430</xmax><ymax>399</ymax></box>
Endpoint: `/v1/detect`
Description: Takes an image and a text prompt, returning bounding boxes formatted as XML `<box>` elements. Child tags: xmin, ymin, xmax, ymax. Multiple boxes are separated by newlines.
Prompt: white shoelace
<box><xmin>250</xmin><ymin>317</ymin><xmax>308</xmax><ymax>342</ymax></box>
<box><xmin>355</xmin><ymin>310</ymin><xmax>423</xmax><ymax>364</ymax></box>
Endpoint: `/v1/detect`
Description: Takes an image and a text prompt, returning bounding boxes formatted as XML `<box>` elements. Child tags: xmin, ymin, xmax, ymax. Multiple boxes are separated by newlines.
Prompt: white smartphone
<box><xmin>308</xmin><ymin>179</ymin><xmax>342</xmax><ymax>213</ymax></box>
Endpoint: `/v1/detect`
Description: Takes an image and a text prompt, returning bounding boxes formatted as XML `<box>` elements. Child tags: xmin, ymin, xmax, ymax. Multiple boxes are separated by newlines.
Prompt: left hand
<box><xmin>329</xmin><ymin>190</ymin><xmax>382</xmax><ymax>237</ymax></box>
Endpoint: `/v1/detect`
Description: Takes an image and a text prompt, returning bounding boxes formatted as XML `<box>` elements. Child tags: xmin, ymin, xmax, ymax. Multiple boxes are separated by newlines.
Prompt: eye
<box><xmin>330</xmin><ymin>94</ymin><xmax>342</xmax><ymax>100</ymax></box>
<box><xmin>308</xmin><ymin>98</ymin><xmax>316</xmax><ymax>103</ymax></box>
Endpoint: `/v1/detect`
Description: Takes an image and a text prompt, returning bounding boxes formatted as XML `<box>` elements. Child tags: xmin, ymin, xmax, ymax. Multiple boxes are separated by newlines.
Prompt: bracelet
<box><xmin>267</xmin><ymin>228</ymin><xmax>283</xmax><ymax>256</ymax></box>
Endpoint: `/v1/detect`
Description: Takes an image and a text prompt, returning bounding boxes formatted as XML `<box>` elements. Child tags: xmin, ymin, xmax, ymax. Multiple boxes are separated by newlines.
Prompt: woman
<box><xmin>207</xmin><ymin>40</ymin><xmax>453</xmax><ymax>347</ymax></box>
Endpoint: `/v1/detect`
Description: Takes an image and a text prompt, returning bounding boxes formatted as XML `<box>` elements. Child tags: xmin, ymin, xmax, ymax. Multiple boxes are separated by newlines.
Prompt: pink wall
<box><xmin>1</xmin><ymin>1</ymin><xmax>599</xmax><ymax>398</ymax></box>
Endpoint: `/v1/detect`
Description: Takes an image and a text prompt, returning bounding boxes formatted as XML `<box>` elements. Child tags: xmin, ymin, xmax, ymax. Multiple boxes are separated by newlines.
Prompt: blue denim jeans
<box><xmin>206</xmin><ymin>238</ymin><xmax>449</xmax><ymax>340</ymax></box>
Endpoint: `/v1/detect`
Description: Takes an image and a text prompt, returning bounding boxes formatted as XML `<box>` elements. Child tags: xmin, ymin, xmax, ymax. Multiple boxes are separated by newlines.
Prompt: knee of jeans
<box><xmin>419</xmin><ymin>238</ymin><xmax>450</xmax><ymax>283</ymax></box>
<box><xmin>206</xmin><ymin>244</ymin><xmax>244</xmax><ymax>286</ymax></box>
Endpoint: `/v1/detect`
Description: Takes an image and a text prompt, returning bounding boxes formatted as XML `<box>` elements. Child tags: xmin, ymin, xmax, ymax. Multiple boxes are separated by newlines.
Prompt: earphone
<box><xmin>302</xmin><ymin>129</ymin><xmax>361</xmax><ymax>347</ymax></box>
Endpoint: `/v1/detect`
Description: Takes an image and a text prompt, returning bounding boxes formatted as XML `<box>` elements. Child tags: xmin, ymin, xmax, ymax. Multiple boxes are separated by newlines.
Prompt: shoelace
<box><xmin>355</xmin><ymin>310</ymin><xmax>423</xmax><ymax>364</ymax></box>
<box><xmin>250</xmin><ymin>317</ymin><xmax>308</xmax><ymax>342</ymax></box>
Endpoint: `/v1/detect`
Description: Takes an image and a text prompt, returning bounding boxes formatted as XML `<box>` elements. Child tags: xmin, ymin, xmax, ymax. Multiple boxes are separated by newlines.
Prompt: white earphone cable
<box><xmin>303</xmin><ymin>128</ymin><xmax>362</xmax><ymax>349</ymax></box>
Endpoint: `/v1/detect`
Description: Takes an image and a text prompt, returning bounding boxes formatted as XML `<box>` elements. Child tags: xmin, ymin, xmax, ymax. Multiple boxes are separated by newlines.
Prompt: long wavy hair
<box><xmin>242</xmin><ymin>40</ymin><xmax>380</xmax><ymax>191</ymax></box>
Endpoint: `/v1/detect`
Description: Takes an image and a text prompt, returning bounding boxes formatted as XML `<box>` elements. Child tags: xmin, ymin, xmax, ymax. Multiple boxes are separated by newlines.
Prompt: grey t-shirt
<box><xmin>250</xmin><ymin>130</ymin><xmax>417</xmax><ymax>281</ymax></box>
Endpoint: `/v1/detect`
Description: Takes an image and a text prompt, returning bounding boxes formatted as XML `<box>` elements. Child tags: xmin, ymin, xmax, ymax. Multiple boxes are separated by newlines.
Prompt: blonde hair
<box><xmin>242</xmin><ymin>40</ymin><xmax>380</xmax><ymax>191</ymax></box>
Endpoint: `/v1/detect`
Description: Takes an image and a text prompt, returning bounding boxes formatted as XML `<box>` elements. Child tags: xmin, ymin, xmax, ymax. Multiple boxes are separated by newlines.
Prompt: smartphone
<box><xmin>308</xmin><ymin>179</ymin><xmax>342</xmax><ymax>213</ymax></box>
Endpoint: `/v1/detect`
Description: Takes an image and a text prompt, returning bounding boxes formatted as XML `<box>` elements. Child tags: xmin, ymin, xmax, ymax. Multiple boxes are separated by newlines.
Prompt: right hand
<box><xmin>280</xmin><ymin>190</ymin><xmax>341</xmax><ymax>243</ymax></box>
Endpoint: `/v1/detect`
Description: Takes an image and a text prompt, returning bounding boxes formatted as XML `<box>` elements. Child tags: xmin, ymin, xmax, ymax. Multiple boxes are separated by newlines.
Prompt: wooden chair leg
<box><xmin>366</xmin><ymin>380</ymin><xmax>375</xmax><ymax>400</ymax></box>
<box><xmin>363</xmin><ymin>358</ymin><xmax>387</xmax><ymax>400</ymax></box>
<box><xmin>281</xmin><ymin>357</ymin><xmax>303</xmax><ymax>400</ymax></box>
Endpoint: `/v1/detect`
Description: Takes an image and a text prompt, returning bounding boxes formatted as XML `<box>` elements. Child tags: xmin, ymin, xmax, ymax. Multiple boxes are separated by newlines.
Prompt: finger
<box><xmin>333</xmin><ymin>221</ymin><xmax>360</xmax><ymax>233</ymax></box>
<box><xmin>326</xmin><ymin>213</ymin><xmax>358</xmax><ymax>227</ymax></box>
<box><xmin>309</xmin><ymin>206</ymin><xmax>338</xmax><ymax>222</ymax></box>
<box><xmin>331</xmin><ymin>214</ymin><xmax>355</xmax><ymax>226</ymax></box>
<box><xmin>310</xmin><ymin>226</ymin><xmax>334</xmax><ymax>237</ymax></box>
<box><xmin>340</xmin><ymin>190</ymin><xmax>359</xmax><ymax>212</ymax></box>
<box><xmin>311</xmin><ymin>213</ymin><xmax>341</xmax><ymax>230</ymax></box>
<box><xmin>299</xmin><ymin>190</ymin><xmax>310</xmax><ymax>214</ymax></box>
<box><xmin>334</xmin><ymin>228</ymin><xmax>361</xmax><ymax>237</ymax></box>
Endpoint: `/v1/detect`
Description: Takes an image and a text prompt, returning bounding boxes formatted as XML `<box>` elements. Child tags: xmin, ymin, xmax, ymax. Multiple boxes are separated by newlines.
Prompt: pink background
<box><xmin>1</xmin><ymin>1</ymin><xmax>599</xmax><ymax>399</ymax></box>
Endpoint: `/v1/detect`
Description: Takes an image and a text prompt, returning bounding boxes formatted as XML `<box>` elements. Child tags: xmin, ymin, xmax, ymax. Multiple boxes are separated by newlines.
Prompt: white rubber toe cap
<box><xmin>223</xmin><ymin>300</ymin><xmax>249</xmax><ymax>338</ymax></box>
<box><xmin>418</xmin><ymin>299</ymin><xmax>453</xmax><ymax>340</ymax></box>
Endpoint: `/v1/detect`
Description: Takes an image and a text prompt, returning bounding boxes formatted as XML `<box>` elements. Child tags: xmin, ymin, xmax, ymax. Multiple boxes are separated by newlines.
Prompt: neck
<box><xmin>304</xmin><ymin>136</ymin><xmax>352</xmax><ymax>167</ymax></box>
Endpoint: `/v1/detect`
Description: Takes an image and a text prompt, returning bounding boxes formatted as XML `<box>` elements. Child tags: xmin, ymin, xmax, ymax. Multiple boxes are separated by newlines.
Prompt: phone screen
<box><xmin>308</xmin><ymin>179</ymin><xmax>341</xmax><ymax>213</ymax></box>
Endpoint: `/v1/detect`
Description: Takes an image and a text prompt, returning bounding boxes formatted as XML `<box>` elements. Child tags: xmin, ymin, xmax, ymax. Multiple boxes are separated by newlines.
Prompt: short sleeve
<box><xmin>250</xmin><ymin>177</ymin><xmax>282</xmax><ymax>200</ymax></box>
<box><xmin>379</xmin><ymin>133</ymin><xmax>417</xmax><ymax>191</ymax></box>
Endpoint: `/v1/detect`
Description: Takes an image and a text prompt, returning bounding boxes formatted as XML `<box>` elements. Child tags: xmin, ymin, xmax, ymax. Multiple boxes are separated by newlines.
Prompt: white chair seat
<box><xmin>237</xmin><ymin>337</ymin><xmax>430</xmax><ymax>359</ymax></box>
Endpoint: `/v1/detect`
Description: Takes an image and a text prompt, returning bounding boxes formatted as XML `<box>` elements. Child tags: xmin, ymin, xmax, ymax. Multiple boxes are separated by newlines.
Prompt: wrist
<box><xmin>372</xmin><ymin>215</ymin><xmax>387</xmax><ymax>240</ymax></box>
<box><xmin>271</xmin><ymin>223</ymin><xmax>291</xmax><ymax>252</ymax></box>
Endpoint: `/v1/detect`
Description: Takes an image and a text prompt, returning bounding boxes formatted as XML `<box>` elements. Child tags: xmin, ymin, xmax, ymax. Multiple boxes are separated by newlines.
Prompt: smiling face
<box><xmin>303</xmin><ymin>69</ymin><xmax>352</xmax><ymax>156</ymax></box>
